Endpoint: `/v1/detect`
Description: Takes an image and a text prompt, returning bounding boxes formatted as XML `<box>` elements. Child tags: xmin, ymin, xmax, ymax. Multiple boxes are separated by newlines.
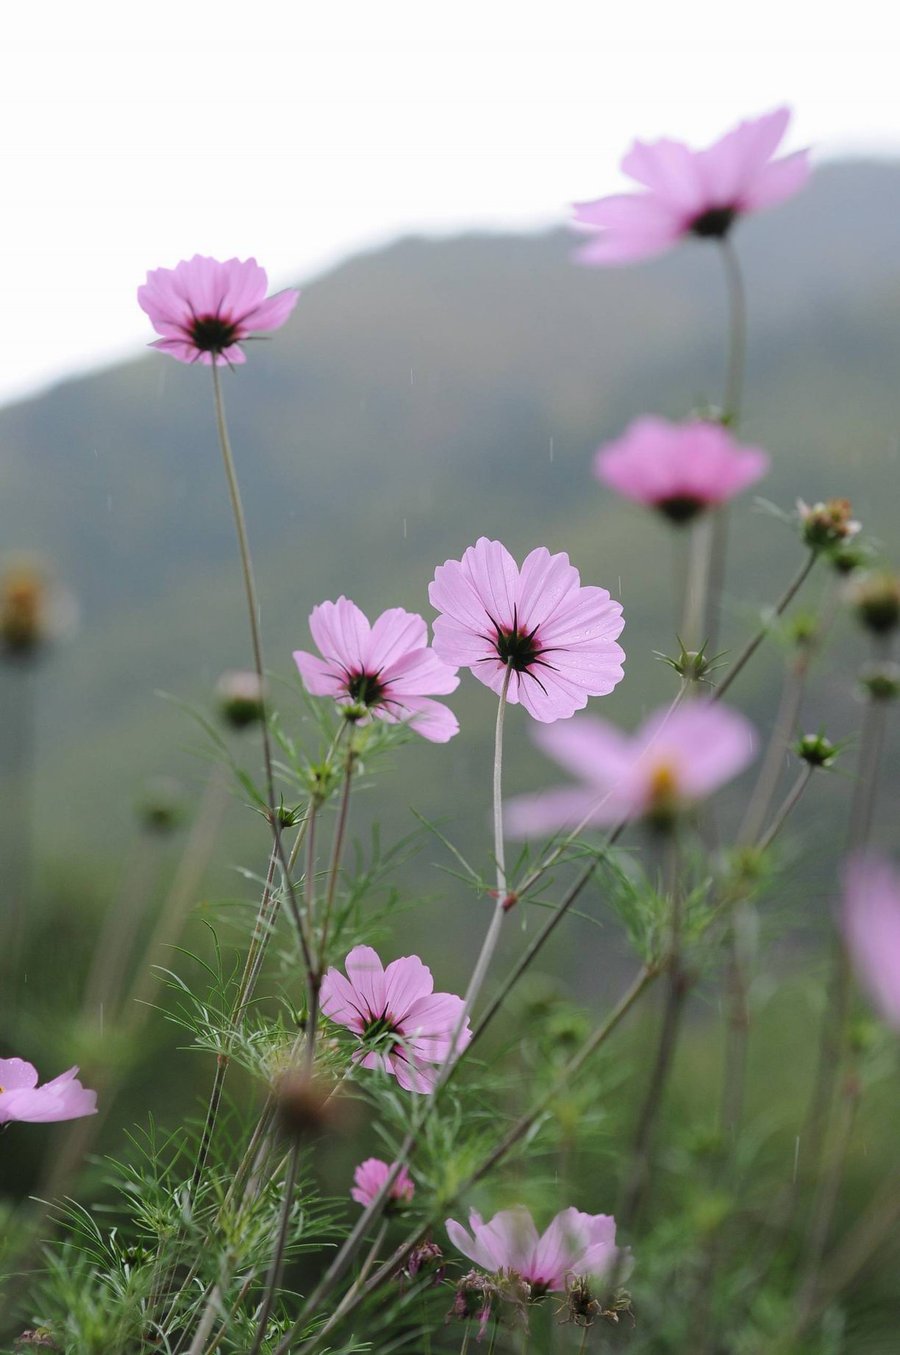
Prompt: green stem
<box><xmin>715</xmin><ymin>552</ymin><xmax>817</xmax><ymax>700</ymax></box>
<box><xmin>619</xmin><ymin>839</ymin><xmax>686</xmax><ymax>1229</ymax></box>
<box><xmin>210</xmin><ymin>361</ymin><xmax>315</xmax><ymax>978</ymax></box>
<box><xmin>681</xmin><ymin>513</ymin><xmax>714</xmax><ymax>653</ymax></box>
<box><xmin>719</xmin><ymin>237</ymin><xmax>747</xmax><ymax>425</ymax></box>
<box><xmin>248</xmin><ymin>1140</ymin><xmax>301</xmax><ymax>1355</ymax></box>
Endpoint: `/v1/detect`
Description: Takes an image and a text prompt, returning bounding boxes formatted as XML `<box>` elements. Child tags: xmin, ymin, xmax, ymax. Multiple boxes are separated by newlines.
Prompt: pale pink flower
<box><xmin>445</xmin><ymin>1206</ymin><xmax>624</xmax><ymax>1293</ymax></box>
<box><xmin>843</xmin><ymin>855</ymin><xmax>900</xmax><ymax>1029</ymax></box>
<box><xmin>507</xmin><ymin>701</ymin><xmax>757</xmax><ymax>835</ymax></box>
<box><xmin>429</xmin><ymin>539</ymin><xmax>625</xmax><ymax>723</ymax></box>
<box><xmin>574</xmin><ymin>107</ymin><xmax>810</xmax><ymax>266</ymax></box>
<box><xmin>320</xmin><ymin>945</ymin><xmax>471</xmax><ymax>1093</ymax></box>
<box><xmin>0</xmin><ymin>1059</ymin><xmax>97</xmax><ymax>1125</ymax></box>
<box><xmin>351</xmin><ymin>1157</ymin><xmax>415</xmax><ymax>1208</ymax></box>
<box><xmin>293</xmin><ymin>597</ymin><xmax>460</xmax><ymax>743</ymax></box>
<box><xmin>137</xmin><ymin>255</ymin><xmax>299</xmax><ymax>365</ymax></box>
<box><xmin>595</xmin><ymin>417</ymin><xmax>770</xmax><ymax>523</ymax></box>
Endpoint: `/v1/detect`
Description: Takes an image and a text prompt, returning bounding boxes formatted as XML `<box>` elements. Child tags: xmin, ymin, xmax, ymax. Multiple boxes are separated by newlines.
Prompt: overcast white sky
<box><xmin>1</xmin><ymin>0</ymin><xmax>898</xmax><ymax>408</ymax></box>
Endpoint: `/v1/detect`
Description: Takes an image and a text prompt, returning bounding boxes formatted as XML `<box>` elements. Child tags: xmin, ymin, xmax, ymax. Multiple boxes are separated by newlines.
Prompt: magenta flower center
<box><xmin>656</xmin><ymin>493</ymin><xmax>707</xmax><ymax>524</ymax></box>
<box><xmin>188</xmin><ymin>313</ymin><xmax>241</xmax><ymax>353</ymax></box>
<box><xmin>346</xmin><ymin>670</ymin><xmax>387</xmax><ymax>707</ymax></box>
<box><xmin>485</xmin><ymin>610</ymin><xmax>548</xmax><ymax>674</ymax></box>
<box><xmin>689</xmin><ymin>206</ymin><xmax>737</xmax><ymax>239</ymax></box>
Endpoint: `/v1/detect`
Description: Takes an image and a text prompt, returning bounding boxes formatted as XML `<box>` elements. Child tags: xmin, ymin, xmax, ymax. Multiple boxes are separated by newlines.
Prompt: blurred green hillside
<box><xmin>0</xmin><ymin>159</ymin><xmax>898</xmax><ymax>934</ymax></box>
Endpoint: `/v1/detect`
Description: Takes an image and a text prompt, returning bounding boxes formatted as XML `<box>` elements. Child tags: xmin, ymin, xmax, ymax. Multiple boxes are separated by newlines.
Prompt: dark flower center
<box><xmin>495</xmin><ymin>623</ymin><xmax>542</xmax><ymax>672</ymax></box>
<box><xmin>656</xmin><ymin>494</ymin><xmax>707</xmax><ymax>524</ymax></box>
<box><xmin>689</xmin><ymin>206</ymin><xmax>737</xmax><ymax>239</ymax></box>
<box><xmin>347</xmin><ymin>670</ymin><xmax>386</xmax><ymax>706</ymax></box>
<box><xmin>189</xmin><ymin>313</ymin><xmax>241</xmax><ymax>353</ymax></box>
<box><xmin>362</xmin><ymin>1013</ymin><xmax>399</xmax><ymax>1053</ymax></box>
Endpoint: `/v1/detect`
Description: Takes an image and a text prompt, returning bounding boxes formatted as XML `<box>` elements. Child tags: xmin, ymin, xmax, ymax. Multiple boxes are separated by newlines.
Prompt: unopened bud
<box><xmin>796</xmin><ymin>732</ymin><xmax>838</xmax><ymax>768</ymax></box>
<box><xmin>136</xmin><ymin>777</ymin><xmax>185</xmax><ymax>834</ymax></box>
<box><xmin>216</xmin><ymin>669</ymin><xmax>267</xmax><ymax>729</ymax></box>
<box><xmin>830</xmin><ymin>541</ymin><xmax>870</xmax><ymax>576</ymax></box>
<box><xmin>656</xmin><ymin>639</ymin><xmax>723</xmax><ymax>686</ymax></box>
<box><xmin>850</xmin><ymin>571</ymin><xmax>900</xmax><ymax>636</ymax></box>
<box><xmin>859</xmin><ymin>662</ymin><xmax>900</xmax><ymax>703</ymax></box>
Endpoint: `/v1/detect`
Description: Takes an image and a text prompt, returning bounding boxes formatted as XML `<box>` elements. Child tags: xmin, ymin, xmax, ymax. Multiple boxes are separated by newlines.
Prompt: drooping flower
<box><xmin>0</xmin><ymin>1059</ymin><xmax>97</xmax><ymax>1125</ymax></box>
<box><xmin>842</xmin><ymin>855</ymin><xmax>900</xmax><ymax>1029</ymax></box>
<box><xmin>594</xmin><ymin>417</ymin><xmax>770</xmax><ymax>523</ymax></box>
<box><xmin>429</xmin><ymin>539</ymin><xmax>625</xmax><ymax>723</ymax></box>
<box><xmin>320</xmin><ymin>945</ymin><xmax>471</xmax><ymax>1093</ymax></box>
<box><xmin>573</xmin><ymin>107</ymin><xmax>810</xmax><ymax>266</ymax></box>
<box><xmin>137</xmin><ymin>255</ymin><xmax>299</xmax><ymax>365</ymax></box>
<box><xmin>351</xmin><ymin>1157</ymin><xmax>415</xmax><ymax>1208</ymax></box>
<box><xmin>507</xmin><ymin>701</ymin><xmax>757</xmax><ymax>835</ymax></box>
<box><xmin>445</xmin><ymin>1206</ymin><xmax>624</xmax><ymax>1294</ymax></box>
<box><xmin>293</xmin><ymin>597</ymin><xmax>460</xmax><ymax>743</ymax></box>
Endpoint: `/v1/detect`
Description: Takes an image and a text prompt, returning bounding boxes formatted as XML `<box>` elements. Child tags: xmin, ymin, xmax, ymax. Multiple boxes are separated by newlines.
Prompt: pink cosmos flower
<box><xmin>574</xmin><ymin>107</ymin><xmax>810</xmax><ymax>266</ymax></box>
<box><xmin>137</xmin><ymin>255</ymin><xmax>299</xmax><ymax>365</ymax></box>
<box><xmin>429</xmin><ymin>539</ymin><xmax>625</xmax><ymax>723</ymax></box>
<box><xmin>445</xmin><ymin>1206</ymin><xmax>624</xmax><ymax>1293</ymax></box>
<box><xmin>507</xmin><ymin>701</ymin><xmax>756</xmax><ymax>835</ymax></box>
<box><xmin>351</xmin><ymin>1157</ymin><xmax>415</xmax><ymax>1208</ymax></box>
<box><xmin>594</xmin><ymin>417</ymin><xmax>770</xmax><ymax>523</ymax></box>
<box><xmin>0</xmin><ymin>1059</ymin><xmax>97</xmax><ymax>1125</ymax></box>
<box><xmin>842</xmin><ymin>855</ymin><xmax>900</xmax><ymax>1029</ymax></box>
<box><xmin>320</xmin><ymin>945</ymin><xmax>471</xmax><ymax>1093</ymax></box>
<box><xmin>293</xmin><ymin>597</ymin><xmax>460</xmax><ymax>743</ymax></box>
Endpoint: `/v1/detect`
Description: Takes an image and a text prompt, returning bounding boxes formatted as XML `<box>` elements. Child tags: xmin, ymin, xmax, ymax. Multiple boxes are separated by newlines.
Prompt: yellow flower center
<box><xmin>649</xmin><ymin>762</ymin><xmax>677</xmax><ymax>797</ymax></box>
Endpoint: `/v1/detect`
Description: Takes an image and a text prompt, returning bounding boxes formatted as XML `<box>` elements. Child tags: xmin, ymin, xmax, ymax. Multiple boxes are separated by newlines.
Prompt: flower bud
<box><xmin>859</xmin><ymin>662</ymin><xmax>900</xmax><ymax>703</ymax></box>
<box><xmin>136</xmin><ymin>777</ymin><xmax>186</xmax><ymax>834</ymax></box>
<box><xmin>215</xmin><ymin>669</ymin><xmax>267</xmax><ymax>729</ymax></box>
<box><xmin>850</xmin><ymin>571</ymin><xmax>900</xmax><ymax>636</ymax></box>
<box><xmin>796</xmin><ymin>732</ymin><xmax>838</xmax><ymax>768</ymax></box>
<box><xmin>797</xmin><ymin>498</ymin><xmax>860</xmax><ymax>552</ymax></box>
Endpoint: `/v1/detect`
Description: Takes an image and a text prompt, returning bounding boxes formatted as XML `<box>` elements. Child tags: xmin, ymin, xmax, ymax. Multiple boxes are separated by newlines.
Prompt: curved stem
<box><xmin>715</xmin><ymin>552</ymin><xmax>817</xmax><ymax>700</ymax></box>
<box><xmin>739</xmin><ymin>651</ymin><xmax>810</xmax><ymax>846</ymax></box>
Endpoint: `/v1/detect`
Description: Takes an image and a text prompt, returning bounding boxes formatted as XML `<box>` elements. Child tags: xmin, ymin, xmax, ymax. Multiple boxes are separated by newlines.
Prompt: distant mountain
<box><xmin>1</xmin><ymin>160</ymin><xmax>898</xmax><ymax>904</ymax></box>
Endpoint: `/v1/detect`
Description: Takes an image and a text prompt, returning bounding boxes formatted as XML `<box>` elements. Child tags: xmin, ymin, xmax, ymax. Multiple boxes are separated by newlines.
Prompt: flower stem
<box><xmin>681</xmin><ymin>512</ymin><xmax>714</xmax><ymax>653</ymax></box>
<box><xmin>316</xmin><ymin>743</ymin><xmax>356</xmax><ymax>969</ymax></box>
<box><xmin>460</xmin><ymin>665</ymin><xmax>513</xmax><ymax>1020</ymax></box>
<box><xmin>209</xmin><ymin>361</ymin><xmax>315</xmax><ymax>976</ymax></box>
<box><xmin>248</xmin><ymin>1139</ymin><xmax>301</xmax><ymax>1355</ymax></box>
<box><xmin>719</xmin><ymin>237</ymin><xmax>747</xmax><ymax>426</ymax></box>
<box><xmin>793</xmin><ymin>642</ymin><xmax>892</xmax><ymax>1306</ymax></box>
<box><xmin>619</xmin><ymin>836</ymin><xmax>686</xmax><ymax>1229</ymax></box>
<box><xmin>715</xmin><ymin>551</ymin><xmax>817</xmax><ymax>700</ymax></box>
